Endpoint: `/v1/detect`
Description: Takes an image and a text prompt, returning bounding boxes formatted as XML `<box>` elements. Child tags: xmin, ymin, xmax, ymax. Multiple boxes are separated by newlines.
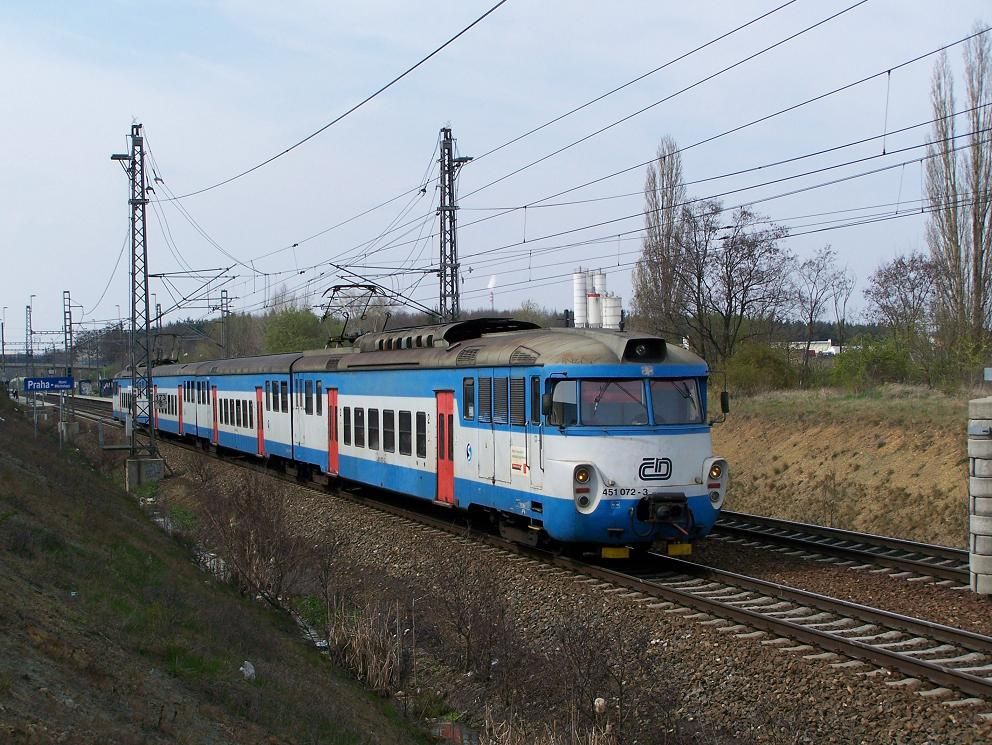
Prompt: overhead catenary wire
<box><xmin>166</xmin><ymin>1</ymin><xmax>509</xmax><ymax>201</ymax></box>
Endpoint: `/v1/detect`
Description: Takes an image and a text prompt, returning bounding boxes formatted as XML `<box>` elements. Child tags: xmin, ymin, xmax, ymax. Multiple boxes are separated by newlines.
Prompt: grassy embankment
<box><xmin>713</xmin><ymin>385</ymin><xmax>973</xmax><ymax>547</ymax></box>
<box><xmin>0</xmin><ymin>394</ymin><xmax>427</xmax><ymax>745</ymax></box>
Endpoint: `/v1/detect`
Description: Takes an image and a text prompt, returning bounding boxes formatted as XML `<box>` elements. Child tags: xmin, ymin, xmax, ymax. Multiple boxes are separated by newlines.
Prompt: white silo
<box><xmin>572</xmin><ymin>270</ymin><xmax>588</xmax><ymax>328</ymax></box>
<box><xmin>593</xmin><ymin>271</ymin><xmax>607</xmax><ymax>296</ymax></box>
<box><xmin>602</xmin><ymin>295</ymin><xmax>622</xmax><ymax>329</ymax></box>
<box><xmin>587</xmin><ymin>294</ymin><xmax>603</xmax><ymax>328</ymax></box>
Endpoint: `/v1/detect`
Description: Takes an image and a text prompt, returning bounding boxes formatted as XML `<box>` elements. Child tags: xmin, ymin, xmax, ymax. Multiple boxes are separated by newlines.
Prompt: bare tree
<box><xmin>795</xmin><ymin>245</ymin><xmax>840</xmax><ymax>382</ymax></box>
<box><xmin>678</xmin><ymin>203</ymin><xmax>793</xmax><ymax>362</ymax></box>
<box><xmin>865</xmin><ymin>252</ymin><xmax>938</xmax><ymax>382</ymax></box>
<box><xmin>831</xmin><ymin>266</ymin><xmax>856</xmax><ymax>351</ymax></box>
<box><xmin>632</xmin><ymin>136</ymin><xmax>688</xmax><ymax>336</ymax></box>
<box><xmin>926</xmin><ymin>29</ymin><xmax>992</xmax><ymax>362</ymax></box>
<box><xmin>865</xmin><ymin>252</ymin><xmax>936</xmax><ymax>337</ymax></box>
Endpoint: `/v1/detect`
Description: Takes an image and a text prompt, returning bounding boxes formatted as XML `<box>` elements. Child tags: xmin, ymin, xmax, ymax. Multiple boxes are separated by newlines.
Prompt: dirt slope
<box><xmin>712</xmin><ymin>387</ymin><xmax>971</xmax><ymax>547</ymax></box>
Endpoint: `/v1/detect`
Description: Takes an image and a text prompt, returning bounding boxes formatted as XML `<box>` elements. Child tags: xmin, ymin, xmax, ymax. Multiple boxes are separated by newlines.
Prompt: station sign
<box><xmin>24</xmin><ymin>376</ymin><xmax>74</xmax><ymax>392</ymax></box>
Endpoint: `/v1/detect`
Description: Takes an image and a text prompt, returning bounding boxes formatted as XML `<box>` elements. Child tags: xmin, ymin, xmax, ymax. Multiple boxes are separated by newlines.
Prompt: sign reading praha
<box><xmin>24</xmin><ymin>376</ymin><xmax>74</xmax><ymax>392</ymax></box>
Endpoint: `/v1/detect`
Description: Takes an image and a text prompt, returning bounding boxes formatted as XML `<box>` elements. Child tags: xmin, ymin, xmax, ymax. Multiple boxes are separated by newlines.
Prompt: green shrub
<box><xmin>830</xmin><ymin>337</ymin><xmax>912</xmax><ymax>391</ymax></box>
<box><xmin>725</xmin><ymin>343</ymin><xmax>798</xmax><ymax>394</ymax></box>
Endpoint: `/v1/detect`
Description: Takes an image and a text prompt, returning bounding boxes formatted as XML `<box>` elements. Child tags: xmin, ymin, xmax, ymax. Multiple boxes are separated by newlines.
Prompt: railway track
<box><xmin>57</xmin><ymin>397</ymin><xmax>992</xmax><ymax>704</ymax></box>
<box><xmin>713</xmin><ymin>510</ymin><xmax>970</xmax><ymax>584</ymax></box>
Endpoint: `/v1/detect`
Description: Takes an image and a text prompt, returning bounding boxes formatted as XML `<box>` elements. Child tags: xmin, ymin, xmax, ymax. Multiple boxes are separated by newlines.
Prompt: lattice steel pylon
<box><xmin>113</xmin><ymin>123</ymin><xmax>157</xmax><ymax>457</ymax></box>
<box><xmin>62</xmin><ymin>289</ymin><xmax>74</xmax><ymax>424</ymax></box>
<box><xmin>437</xmin><ymin>127</ymin><xmax>471</xmax><ymax>322</ymax></box>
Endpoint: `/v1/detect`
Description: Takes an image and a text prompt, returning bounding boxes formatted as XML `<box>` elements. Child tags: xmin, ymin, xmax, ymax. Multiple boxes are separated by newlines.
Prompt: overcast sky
<box><xmin>1</xmin><ymin>0</ymin><xmax>989</xmax><ymax>347</ymax></box>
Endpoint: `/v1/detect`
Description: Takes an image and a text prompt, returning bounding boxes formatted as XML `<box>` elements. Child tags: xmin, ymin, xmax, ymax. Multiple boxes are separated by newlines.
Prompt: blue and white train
<box><xmin>113</xmin><ymin>318</ymin><xmax>729</xmax><ymax>558</ymax></box>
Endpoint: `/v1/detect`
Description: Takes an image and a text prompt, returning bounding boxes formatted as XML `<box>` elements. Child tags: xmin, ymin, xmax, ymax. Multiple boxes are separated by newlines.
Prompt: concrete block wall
<box><xmin>968</xmin><ymin>397</ymin><xmax>992</xmax><ymax>594</ymax></box>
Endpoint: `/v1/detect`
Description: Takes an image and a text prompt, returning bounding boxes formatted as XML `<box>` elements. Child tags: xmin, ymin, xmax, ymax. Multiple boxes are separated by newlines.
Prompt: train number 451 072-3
<box><xmin>601</xmin><ymin>487</ymin><xmax>644</xmax><ymax>497</ymax></box>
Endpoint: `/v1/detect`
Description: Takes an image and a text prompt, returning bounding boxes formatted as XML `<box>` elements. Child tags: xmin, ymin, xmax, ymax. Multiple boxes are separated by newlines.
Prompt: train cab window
<box><xmin>548</xmin><ymin>380</ymin><xmax>578</xmax><ymax>427</ymax></box>
<box><xmin>650</xmin><ymin>379</ymin><xmax>703</xmax><ymax>424</ymax></box>
<box><xmin>530</xmin><ymin>376</ymin><xmax>541</xmax><ymax>424</ymax></box>
<box><xmin>354</xmin><ymin>408</ymin><xmax>365</xmax><ymax>448</ymax></box>
<box><xmin>580</xmin><ymin>380</ymin><xmax>648</xmax><ymax>426</ymax></box>
<box><xmin>510</xmin><ymin>378</ymin><xmax>526</xmax><ymax>426</ymax></box>
<box><xmin>416</xmin><ymin>412</ymin><xmax>426</xmax><ymax>458</ymax></box>
<box><xmin>399</xmin><ymin>411</ymin><xmax>412</xmax><ymax>455</ymax></box>
<box><xmin>462</xmin><ymin>378</ymin><xmax>474</xmax><ymax>420</ymax></box>
<box><xmin>368</xmin><ymin>409</ymin><xmax>380</xmax><ymax>450</ymax></box>
<box><xmin>265</xmin><ymin>381</ymin><xmax>271</xmax><ymax>411</ymax></box>
<box><xmin>316</xmin><ymin>382</ymin><xmax>322</xmax><ymax>415</ymax></box>
<box><xmin>478</xmin><ymin>377</ymin><xmax>492</xmax><ymax>423</ymax></box>
<box><xmin>305</xmin><ymin>380</ymin><xmax>314</xmax><ymax>415</ymax></box>
<box><xmin>343</xmin><ymin>407</ymin><xmax>352</xmax><ymax>445</ymax></box>
<box><xmin>280</xmin><ymin>382</ymin><xmax>289</xmax><ymax>413</ymax></box>
<box><xmin>383</xmin><ymin>410</ymin><xmax>395</xmax><ymax>452</ymax></box>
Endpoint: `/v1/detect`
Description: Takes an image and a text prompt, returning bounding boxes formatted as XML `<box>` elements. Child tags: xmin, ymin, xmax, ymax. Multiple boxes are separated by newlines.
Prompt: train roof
<box><xmin>140</xmin><ymin>319</ymin><xmax>708</xmax><ymax>378</ymax></box>
<box><xmin>295</xmin><ymin>318</ymin><xmax>706</xmax><ymax>372</ymax></box>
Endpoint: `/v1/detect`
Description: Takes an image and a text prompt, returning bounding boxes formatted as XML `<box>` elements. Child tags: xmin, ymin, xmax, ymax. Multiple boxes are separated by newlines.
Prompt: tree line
<box><xmin>629</xmin><ymin>28</ymin><xmax>991</xmax><ymax>392</ymax></box>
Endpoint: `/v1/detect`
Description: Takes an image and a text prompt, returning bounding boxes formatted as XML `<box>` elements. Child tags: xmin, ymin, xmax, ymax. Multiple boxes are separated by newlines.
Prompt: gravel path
<box><xmin>157</xmin><ymin>442</ymin><xmax>992</xmax><ymax>744</ymax></box>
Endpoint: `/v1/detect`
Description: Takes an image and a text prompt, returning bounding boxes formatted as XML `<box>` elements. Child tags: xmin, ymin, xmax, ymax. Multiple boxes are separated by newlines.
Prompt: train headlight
<box><xmin>708</xmin><ymin>463</ymin><xmax>723</xmax><ymax>480</ymax></box>
<box><xmin>574</xmin><ymin>466</ymin><xmax>591</xmax><ymax>484</ymax></box>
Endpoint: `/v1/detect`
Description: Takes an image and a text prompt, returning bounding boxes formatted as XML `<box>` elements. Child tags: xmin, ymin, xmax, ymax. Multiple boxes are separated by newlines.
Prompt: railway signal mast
<box><xmin>437</xmin><ymin>127</ymin><xmax>472</xmax><ymax>322</ymax></box>
<box><xmin>112</xmin><ymin>124</ymin><xmax>162</xmax><ymax>485</ymax></box>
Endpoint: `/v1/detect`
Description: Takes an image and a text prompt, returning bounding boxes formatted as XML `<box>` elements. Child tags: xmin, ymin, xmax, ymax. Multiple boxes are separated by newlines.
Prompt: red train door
<box><xmin>178</xmin><ymin>385</ymin><xmax>184</xmax><ymax>435</ymax></box>
<box><xmin>211</xmin><ymin>386</ymin><xmax>219</xmax><ymax>445</ymax></box>
<box><xmin>255</xmin><ymin>387</ymin><xmax>265</xmax><ymax>456</ymax></box>
<box><xmin>436</xmin><ymin>391</ymin><xmax>455</xmax><ymax>505</ymax></box>
<box><xmin>327</xmin><ymin>388</ymin><xmax>339</xmax><ymax>475</ymax></box>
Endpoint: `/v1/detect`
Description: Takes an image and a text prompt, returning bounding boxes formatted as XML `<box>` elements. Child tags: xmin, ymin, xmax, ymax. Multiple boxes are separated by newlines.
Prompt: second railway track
<box><xmin>713</xmin><ymin>510</ymin><xmax>970</xmax><ymax>583</ymax></box>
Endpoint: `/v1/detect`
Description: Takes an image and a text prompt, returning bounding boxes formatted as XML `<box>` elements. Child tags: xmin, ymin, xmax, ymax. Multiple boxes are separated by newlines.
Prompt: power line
<box><xmin>168</xmin><ymin>1</ymin><xmax>509</xmax><ymax>200</ymax></box>
<box><xmin>460</xmin><ymin>0</ymin><xmax>870</xmax><ymax>201</ymax></box>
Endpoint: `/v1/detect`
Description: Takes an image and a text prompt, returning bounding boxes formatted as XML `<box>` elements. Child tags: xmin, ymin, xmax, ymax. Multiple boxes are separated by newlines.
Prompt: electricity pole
<box><xmin>221</xmin><ymin>289</ymin><xmax>230</xmax><ymax>357</ymax></box>
<box><xmin>437</xmin><ymin>127</ymin><xmax>472</xmax><ymax>322</ymax></box>
<box><xmin>112</xmin><ymin>123</ymin><xmax>158</xmax><ymax>461</ymax></box>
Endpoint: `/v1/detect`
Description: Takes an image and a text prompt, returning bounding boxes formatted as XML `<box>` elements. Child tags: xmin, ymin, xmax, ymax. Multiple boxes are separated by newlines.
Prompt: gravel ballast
<box><xmin>154</xmin><ymin>442</ymin><xmax>992</xmax><ymax>744</ymax></box>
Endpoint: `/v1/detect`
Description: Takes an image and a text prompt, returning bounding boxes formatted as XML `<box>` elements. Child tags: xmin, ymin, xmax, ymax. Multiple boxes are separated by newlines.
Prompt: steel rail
<box><xmin>715</xmin><ymin>510</ymin><xmax>969</xmax><ymax>582</ymax></box>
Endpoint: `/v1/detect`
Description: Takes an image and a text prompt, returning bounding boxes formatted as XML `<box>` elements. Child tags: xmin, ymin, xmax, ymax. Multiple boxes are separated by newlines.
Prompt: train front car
<box><xmin>535</xmin><ymin>330</ymin><xmax>728</xmax><ymax>558</ymax></box>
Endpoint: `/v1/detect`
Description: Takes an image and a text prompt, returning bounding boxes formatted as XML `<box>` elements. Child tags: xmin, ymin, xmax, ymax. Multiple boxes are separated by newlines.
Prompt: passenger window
<box><xmin>416</xmin><ymin>412</ymin><xmax>426</xmax><ymax>458</ymax></box>
<box><xmin>305</xmin><ymin>380</ymin><xmax>314</xmax><ymax>415</ymax></box>
<box><xmin>343</xmin><ymin>407</ymin><xmax>352</xmax><ymax>445</ymax></box>
<box><xmin>248</xmin><ymin>401</ymin><xmax>254</xmax><ymax>429</ymax></box>
<box><xmin>383</xmin><ymin>410</ymin><xmax>395</xmax><ymax>452</ymax></box>
<box><xmin>280</xmin><ymin>382</ymin><xmax>289</xmax><ymax>413</ymax></box>
<box><xmin>316</xmin><ymin>382</ymin><xmax>323</xmax><ymax>415</ymax></box>
<box><xmin>462</xmin><ymin>378</ymin><xmax>475</xmax><ymax>420</ymax></box>
<box><xmin>236</xmin><ymin>400</ymin><xmax>243</xmax><ymax>428</ymax></box>
<box><xmin>368</xmin><ymin>409</ymin><xmax>379</xmax><ymax>450</ymax></box>
<box><xmin>399</xmin><ymin>411</ymin><xmax>412</xmax><ymax>455</ymax></box>
<box><xmin>355</xmin><ymin>408</ymin><xmax>365</xmax><ymax>448</ymax></box>
<box><xmin>265</xmin><ymin>381</ymin><xmax>271</xmax><ymax>411</ymax></box>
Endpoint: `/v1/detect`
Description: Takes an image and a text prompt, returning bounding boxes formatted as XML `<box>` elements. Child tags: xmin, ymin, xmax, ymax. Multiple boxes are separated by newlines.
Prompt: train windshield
<box><xmin>548</xmin><ymin>377</ymin><xmax>702</xmax><ymax>426</ymax></box>
<box><xmin>650</xmin><ymin>379</ymin><xmax>702</xmax><ymax>424</ymax></box>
